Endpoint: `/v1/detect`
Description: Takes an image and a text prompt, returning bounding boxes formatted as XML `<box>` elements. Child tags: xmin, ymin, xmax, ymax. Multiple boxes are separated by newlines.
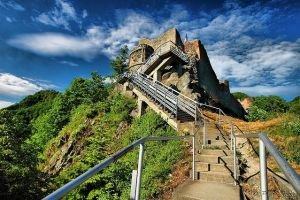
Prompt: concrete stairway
<box><xmin>173</xmin><ymin>123</ymin><xmax>241</xmax><ymax>200</ymax></box>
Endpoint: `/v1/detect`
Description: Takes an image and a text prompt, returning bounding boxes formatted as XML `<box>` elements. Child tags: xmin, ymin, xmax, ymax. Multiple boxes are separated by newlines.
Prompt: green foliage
<box><xmin>0</xmin><ymin>110</ymin><xmax>42</xmax><ymax>199</ymax></box>
<box><xmin>111</xmin><ymin>46</ymin><xmax>129</xmax><ymax>75</ymax></box>
<box><xmin>252</xmin><ymin>95</ymin><xmax>288</xmax><ymax>113</ymax></box>
<box><xmin>0</xmin><ymin>72</ymin><xmax>109</xmax><ymax>199</ymax></box>
<box><xmin>246</xmin><ymin>95</ymin><xmax>289</xmax><ymax>121</ymax></box>
<box><xmin>232</xmin><ymin>92</ymin><xmax>249</xmax><ymax>100</ymax></box>
<box><xmin>44</xmin><ymin>93</ymin><xmax>182</xmax><ymax>200</ymax></box>
<box><xmin>268</xmin><ymin>114</ymin><xmax>300</xmax><ymax>164</ymax></box>
<box><xmin>289</xmin><ymin>96</ymin><xmax>300</xmax><ymax>115</ymax></box>
<box><xmin>246</xmin><ymin>106</ymin><xmax>269</xmax><ymax>121</ymax></box>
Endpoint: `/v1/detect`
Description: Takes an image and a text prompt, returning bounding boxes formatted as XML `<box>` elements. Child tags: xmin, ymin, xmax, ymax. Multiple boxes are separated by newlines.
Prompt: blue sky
<box><xmin>0</xmin><ymin>0</ymin><xmax>299</xmax><ymax>108</ymax></box>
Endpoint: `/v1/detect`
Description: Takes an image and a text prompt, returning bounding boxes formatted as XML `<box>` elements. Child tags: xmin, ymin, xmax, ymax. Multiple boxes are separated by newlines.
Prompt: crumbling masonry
<box><xmin>127</xmin><ymin>28</ymin><xmax>246</xmax><ymax>119</ymax></box>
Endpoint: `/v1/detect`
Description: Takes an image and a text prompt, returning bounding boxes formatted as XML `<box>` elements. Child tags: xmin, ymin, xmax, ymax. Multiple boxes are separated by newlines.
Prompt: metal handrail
<box><xmin>259</xmin><ymin>133</ymin><xmax>300</xmax><ymax>199</ymax></box>
<box><xmin>138</xmin><ymin>40</ymin><xmax>188</xmax><ymax>73</ymax></box>
<box><xmin>43</xmin><ymin>135</ymin><xmax>195</xmax><ymax>200</ymax></box>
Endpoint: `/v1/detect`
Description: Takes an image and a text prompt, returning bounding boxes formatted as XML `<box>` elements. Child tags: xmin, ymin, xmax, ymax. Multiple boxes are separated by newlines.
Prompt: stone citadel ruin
<box><xmin>126</xmin><ymin>28</ymin><xmax>246</xmax><ymax>119</ymax></box>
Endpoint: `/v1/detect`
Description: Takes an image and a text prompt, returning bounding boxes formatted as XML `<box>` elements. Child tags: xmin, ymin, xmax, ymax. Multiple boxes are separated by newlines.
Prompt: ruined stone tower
<box><xmin>127</xmin><ymin>28</ymin><xmax>246</xmax><ymax>119</ymax></box>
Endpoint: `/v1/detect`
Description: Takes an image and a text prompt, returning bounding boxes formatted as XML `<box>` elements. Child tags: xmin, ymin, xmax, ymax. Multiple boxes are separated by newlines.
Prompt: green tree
<box><xmin>232</xmin><ymin>92</ymin><xmax>249</xmax><ymax>101</ymax></box>
<box><xmin>111</xmin><ymin>46</ymin><xmax>129</xmax><ymax>75</ymax></box>
<box><xmin>289</xmin><ymin>96</ymin><xmax>300</xmax><ymax>115</ymax></box>
<box><xmin>252</xmin><ymin>95</ymin><xmax>288</xmax><ymax>113</ymax></box>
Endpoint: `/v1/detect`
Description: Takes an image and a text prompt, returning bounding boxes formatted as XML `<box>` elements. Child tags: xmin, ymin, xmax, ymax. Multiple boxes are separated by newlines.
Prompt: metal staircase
<box><xmin>138</xmin><ymin>41</ymin><xmax>189</xmax><ymax>74</ymax></box>
<box><xmin>126</xmin><ymin>72</ymin><xmax>200</xmax><ymax>123</ymax></box>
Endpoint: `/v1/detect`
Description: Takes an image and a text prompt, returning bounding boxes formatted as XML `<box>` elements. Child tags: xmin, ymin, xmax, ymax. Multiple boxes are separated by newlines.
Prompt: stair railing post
<box><xmin>218</xmin><ymin>109</ymin><xmax>221</xmax><ymax>125</ymax></box>
<box><xmin>259</xmin><ymin>139</ymin><xmax>268</xmax><ymax>200</ymax></box>
<box><xmin>202</xmin><ymin>120</ymin><xmax>206</xmax><ymax>149</ymax></box>
<box><xmin>230</xmin><ymin>124</ymin><xmax>233</xmax><ymax>151</ymax></box>
<box><xmin>233</xmin><ymin>135</ymin><xmax>237</xmax><ymax>186</ymax></box>
<box><xmin>192</xmin><ymin>135</ymin><xmax>195</xmax><ymax>180</ymax></box>
<box><xmin>136</xmin><ymin>143</ymin><xmax>145</xmax><ymax>200</ymax></box>
<box><xmin>176</xmin><ymin>96</ymin><xmax>178</xmax><ymax>120</ymax></box>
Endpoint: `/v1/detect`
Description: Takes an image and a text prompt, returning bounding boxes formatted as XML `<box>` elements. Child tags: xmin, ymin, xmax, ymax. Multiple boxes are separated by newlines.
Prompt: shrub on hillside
<box><xmin>289</xmin><ymin>96</ymin><xmax>300</xmax><ymax>115</ymax></box>
<box><xmin>246</xmin><ymin>106</ymin><xmax>269</xmax><ymax>121</ymax></box>
<box><xmin>252</xmin><ymin>95</ymin><xmax>288</xmax><ymax>113</ymax></box>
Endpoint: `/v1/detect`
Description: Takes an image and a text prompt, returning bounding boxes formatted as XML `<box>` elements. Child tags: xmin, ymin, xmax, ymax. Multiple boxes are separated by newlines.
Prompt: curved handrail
<box><xmin>259</xmin><ymin>133</ymin><xmax>300</xmax><ymax>194</ymax></box>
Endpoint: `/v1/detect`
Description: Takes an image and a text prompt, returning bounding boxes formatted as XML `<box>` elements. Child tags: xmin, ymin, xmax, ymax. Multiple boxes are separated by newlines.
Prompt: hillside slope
<box><xmin>0</xmin><ymin>74</ymin><xmax>185</xmax><ymax>199</ymax></box>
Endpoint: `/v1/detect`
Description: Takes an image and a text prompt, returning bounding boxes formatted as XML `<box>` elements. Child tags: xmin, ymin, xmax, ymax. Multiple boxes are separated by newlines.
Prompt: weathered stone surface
<box><xmin>127</xmin><ymin>28</ymin><xmax>247</xmax><ymax>119</ymax></box>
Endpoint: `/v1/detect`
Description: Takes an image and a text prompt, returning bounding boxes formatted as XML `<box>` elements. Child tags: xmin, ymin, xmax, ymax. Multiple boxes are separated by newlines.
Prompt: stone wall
<box><xmin>139</xmin><ymin>28</ymin><xmax>183</xmax><ymax>50</ymax></box>
<box><xmin>128</xmin><ymin>44</ymin><xmax>153</xmax><ymax>70</ymax></box>
<box><xmin>196</xmin><ymin>43</ymin><xmax>246</xmax><ymax>118</ymax></box>
<box><xmin>184</xmin><ymin>40</ymin><xmax>201</xmax><ymax>59</ymax></box>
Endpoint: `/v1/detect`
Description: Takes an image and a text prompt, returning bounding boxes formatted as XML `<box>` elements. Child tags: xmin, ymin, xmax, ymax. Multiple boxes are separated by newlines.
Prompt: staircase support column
<box><xmin>259</xmin><ymin>139</ymin><xmax>268</xmax><ymax>200</ymax></box>
<box><xmin>137</xmin><ymin>97</ymin><xmax>146</xmax><ymax>117</ymax></box>
<box><xmin>136</xmin><ymin>143</ymin><xmax>145</xmax><ymax>200</ymax></box>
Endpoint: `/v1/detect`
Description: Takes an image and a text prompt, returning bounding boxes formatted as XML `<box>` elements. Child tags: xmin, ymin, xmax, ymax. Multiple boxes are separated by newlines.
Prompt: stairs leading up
<box><xmin>173</xmin><ymin>180</ymin><xmax>240</xmax><ymax>200</ymax></box>
<box><xmin>123</xmin><ymin>48</ymin><xmax>241</xmax><ymax>199</ymax></box>
<box><xmin>173</xmin><ymin>123</ymin><xmax>241</xmax><ymax>200</ymax></box>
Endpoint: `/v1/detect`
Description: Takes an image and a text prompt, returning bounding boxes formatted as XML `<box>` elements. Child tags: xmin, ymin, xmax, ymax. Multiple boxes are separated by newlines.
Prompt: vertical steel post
<box><xmin>230</xmin><ymin>124</ymin><xmax>233</xmax><ymax>151</ymax></box>
<box><xmin>202</xmin><ymin>120</ymin><xmax>206</xmax><ymax>148</ymax></box>
<box><xmin>233</xmin><ymin>135</ymin><xmax>237</xmax><ymax>185</ymax></box>
<box><xmin>259</xmin><ymin>139</ymin><xmax>268</xmax><ymax>200</ymax></box>
<box><xmin>130</xmin><ymin>170</ymin><xmax>137</xmax><ymax>200</ymax></box>
<box><xmin>176</xmin><ymin>97</ymin><xmax>178</xmax><ymax>120</ymax></box>
<box><xmin>136</xmin><ymin>143</ymin><xmax>145</xmax><ymax>200</ymax></box>
<box><xmin>218</xmin><ymin>109</ymin><xmax>221</xmax><ymax>124</ymax></box>
<box><xmin>192</xmin><ymin>136</ymin><xmax>195</xmax><ymax>180</ymax></box>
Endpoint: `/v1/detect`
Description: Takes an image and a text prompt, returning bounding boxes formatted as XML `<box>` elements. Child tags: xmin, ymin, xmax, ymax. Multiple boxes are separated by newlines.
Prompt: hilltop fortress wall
<box><xmin>128</xmin><ymin>28</ymin><xmax>246</xmax><ymax>118</ymax></box>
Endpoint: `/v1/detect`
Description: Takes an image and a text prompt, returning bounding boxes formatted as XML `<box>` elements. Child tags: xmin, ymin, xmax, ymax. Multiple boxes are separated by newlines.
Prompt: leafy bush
<box><xmin>289</xmin><ymin>96</ymin><xmax>300</xmax><ymax>115</ymax></box>
<box><xmin>252</xmin><ymin>95</ymin><xmax>288</xmax><ymax>113</ymax></box>
<box><xmin>246</xmin><ymin>106</ymin><xmax>269</xmax><ymax>121</ymax></box>
<box><xmin>44</xmin><ymin>93</ymin><xmax>183</xmax><ymax>200</ymax></box>
<box><xmin>269</xmin><ymin>114</ymin><xmax>300</xmax><ymax>164</ymax></box>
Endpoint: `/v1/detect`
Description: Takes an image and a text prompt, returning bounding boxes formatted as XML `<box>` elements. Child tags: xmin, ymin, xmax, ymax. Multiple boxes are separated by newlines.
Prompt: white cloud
<box><xmin>60</xmin><ymin>60</ymin><xmax>79</xmax><ymax>67</ymax></box>
<box><xmin>231</xmin><ymin>85</ymin><xmax>300</xmax><ymax>98</ymax></box>
<box><xmin>82</xmin><ymin>9</ymin><xmax>88</xmax><ymax>18</ymax></box>
<box><xmin>0</xmin><ymin>0</ymin><xmax>25</xmax><ymax>11</ymax></box>
<box><xmin>0</xmin><ymin>73</ymin><xmax>47</xmax><ymax>96</ymax></box>
<box><xmin>0</xmin><ymin>100</ymin><xmax>14</xmax><ymax>109</ymax></box>
<box><xmin>8</xmin><ymin>32</ymin><xmax>99</xmax><ymax>61</ymax></box>
<box><xmin>103</xmin><ymin>77</ymin><xmax>115</xmax><ymax>84</ymax></box>
<box><xmin>5</xmin><ymin>17</ymin><xmax>13</xmax><ymax>23</ymax></box>
<box><xmin>6</xmin><ymin>1</ymin><xmax>300</xmax><ymax>98</ymax></box>
<box><xmin>34</xmin><ymin>0</ymin><xmax>79</xmax><ymax>30</ymax></box>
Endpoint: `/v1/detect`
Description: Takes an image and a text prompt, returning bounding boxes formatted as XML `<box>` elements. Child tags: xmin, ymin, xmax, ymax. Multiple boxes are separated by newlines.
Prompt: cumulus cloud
<box><xmin>34</xmin><ymin>0</ymin><xmax>79</xmax><ymax>30</ymax></box>
<box><xmin>0</xmin><ymin>0</ymin><xmax>25</xmax><ymax>11</ymax></box>
<box><xmin>6</xmin><ymin>1</ymin><xmax>300</xmax><ymax>98</ymax></box>
<box><xmin>0</xmin><ymin>100</ymin><xmax>14</xmax><ymax>109</ymax></box>
<box><xmin>231</xmin><ymin>85</ymin><xmax>300</xmax><ymax>98</ymax></box>
<box><xmin>0</xmin><ymin>73</ymin><xmax>54</xmax><ymax>96</ymax></box>
<box><xmin>60</xmin><ymin>60</ymin><xmax>79</xmax><ymax>67</ymax></box>
<box><xmin>8</xmin><ymin>32</ymin><xmax>99</xmax><ymax>60</ymax></box>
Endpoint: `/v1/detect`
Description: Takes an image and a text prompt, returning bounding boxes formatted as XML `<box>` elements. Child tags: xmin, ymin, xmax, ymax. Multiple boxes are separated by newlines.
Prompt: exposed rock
<box><xmin>161</xmin><ymin>71</ymin><xmax>172</xmax><ymax>81</ymax></box>
<box><xmin>176</xmin><ymin>72</ymin><xmax>190</xmax><ymax>91</ymax></box>
<box><xmin>115</xmin><ymin>121</ymin><xmax>129</xmax><ymax>139</ymax></box>
<box><xmin>163</xmin><ymin>72</ymin><xmax>179</xmax><ymax>86</ymax></box>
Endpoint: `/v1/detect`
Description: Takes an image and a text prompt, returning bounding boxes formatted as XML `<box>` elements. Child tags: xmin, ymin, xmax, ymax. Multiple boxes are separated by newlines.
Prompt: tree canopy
<box><xmin>110</xmin><ymin>45</ymin><xmax>129</xmax><ymax>75</ymax></box>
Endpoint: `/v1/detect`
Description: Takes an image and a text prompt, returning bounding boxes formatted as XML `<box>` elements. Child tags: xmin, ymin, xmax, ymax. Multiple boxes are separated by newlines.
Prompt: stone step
<box><xmin>198</xmin><ymin>149</ymin><xmax>232</xmax><ymax>156</ymax></box>
<box><xmin>204</xmin><ymin>140</ymin><xmax>229</xmax><ymax>147</ymax></box>
<box><xmin>173</xmin><ymin>180</ymin><xmax>241</xmax><ymax>200</ymax></box>
<box><xmin>195</xmin><ymin>162</ymin><xmax>234</xmax><ymax>173</ymax></box>
<box><xmin>196</xmin><ymin>171</ymin><xmax>234</xmax><ymax>184</ymax></box>
<box><xmin>196</xmin><ymin>155</ymin><xmax>234</xmax><ymax>165</ymax></box>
